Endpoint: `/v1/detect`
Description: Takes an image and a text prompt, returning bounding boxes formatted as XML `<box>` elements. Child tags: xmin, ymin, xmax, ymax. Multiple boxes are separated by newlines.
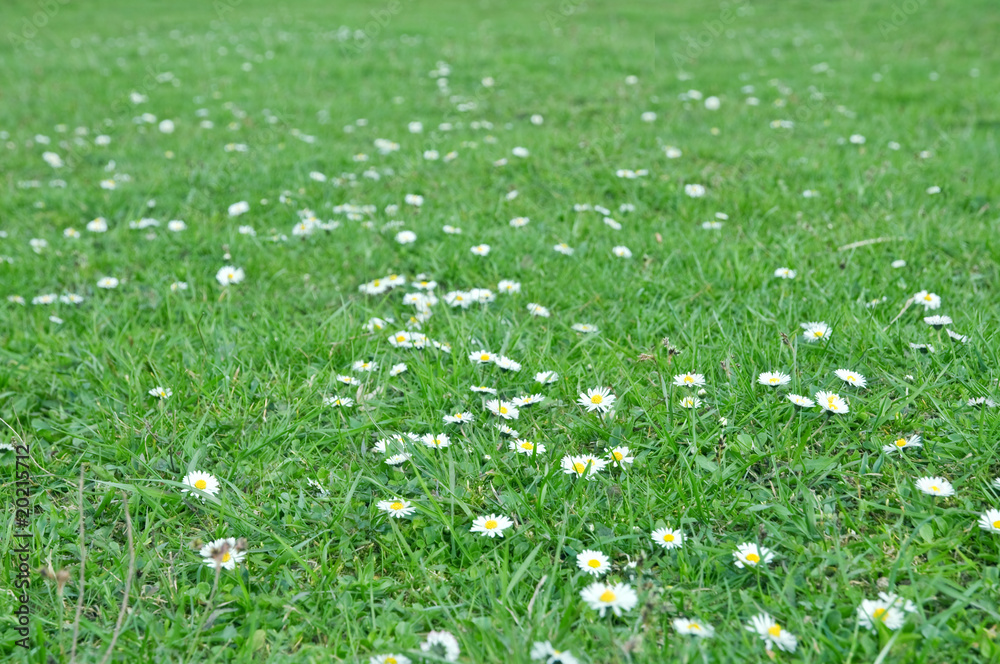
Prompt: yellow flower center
<box><xmin>814</xmin><ymin>330</ymin><xmax>824</xmax><ymax>337</ymax></box>
<box><xmin>587</xmin><ymin>559</ymin><xmax>601</xmax><ymax>568</ymax></box>
<box><xmin>768</xmin><ymin>625</ymin><xmax>782</xmax><ymax>637</ymax></box>
<box><xmin>373</xmin><ymin>280</ymin><xmax>380</xmax><ymax>286</ymax></box>
<box><xmin>221</xmin><ymin>553</ymin><xmax>231</xmax><ymax>563</ymax></box>
<box><xmin>924</xmin><ymin>294</ymin><xmax>932</xmax><ymax>301</ymax></box>
<box><xmin>573</xmin><ymin>462</ymin><xmax>586</xmax><ymax>474</ymax></box>
<box><xmin>194</xmin><ymin>480</ymin><xmax>207</xmax><ymax>490</ymax></box>
<box><xmin>688</xmin><ymin>622</ymin><xmax>700</xmax><ymax>630</ymax></box>
<box><xmin>591</xmin><ymin>394</ymin><xmax>603</xmax><ymax>404</ymax></box>
<box><xmin>599</xmin><ymin>590</ymin><xmax>616</xmax><ymax>602</ymax></box>
<box><xmin>521</xmin><ymin>442</ymin><xmax>534</xmax><ymax>450</ymax></box>
<box><xmin>484</xmin><ymin>520</ymin><xmax>498</xmax><ymax>530</ymax></box>
<box><xmin>663</xmin><ymin>533</ymin><xmax>675</xmax><ymax>542</ymax></box>
<box><xmin>684</xmin><ymin>375</ymin><xmax>693</xmax><ymax>383</ymax></box>
<box><xmin>456</xmin><ymin>295</ymin><xmax>463</xmax><ymax>300</ymax></box>
<box><xmin>769</xmin><ymin>377</ymin><xmax>779</xmax><ymax>384</ymax></box>
<box><xmin>480</xmin><ymin>354</ymin><xmax>490</xmax><ymax>361</ymax></box>
<box><xmin>895</xmin><ymin>438</ymin><xmax>907</xmax><ymax>447</ymax></box>
<box><xmin>931</xmin><ymin>485</ymin><xmax>939</xmax><ymax>492</ymax></box>
<box><xmin>873</xmin><ymin>607</ymin><xmax>887</xmax><ymax>621</ymax></box>
<box><xmin>499</xmin><ymin>406</ymin><xmax>508</xmax><ymax>414</ymax></box>
<box><xmin>390</xmin><ymin>502</ymin><xmax>404</xmax><ymax>511</ymax></box>
<box><xmin>745</xmin><ymin>552</ymin><xmax>760</xmax><ymax>563</ymax></box>
<box><xmin>612</xmin><ymin>452</ymin><xmax>623</xmax><ymax>461</ymax></box>
<box><xmin>386</xmin><ymin>659</ymin><xmax>397</xmax><ymax>664</ymax></box>
<box><xmin>396</xmin><ymin>335</ymin><xmax>406</xmax><ymax>342</ymax></box>
<box><xmin>827</xmin><ymin>397</ymin><xmax>837</xmax><ymax>407</ymax></box>
<box><xmin>993</xmin><ymin>520</ymin><xmax>1000</xmax><ymax>529</ymax></box>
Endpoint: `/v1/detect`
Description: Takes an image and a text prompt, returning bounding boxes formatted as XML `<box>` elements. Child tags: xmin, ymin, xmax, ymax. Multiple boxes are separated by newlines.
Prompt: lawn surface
<box><xmin>1</xmin><ymin>0</ymin><xmax>1000</xmax><ymax>662</ymax></box>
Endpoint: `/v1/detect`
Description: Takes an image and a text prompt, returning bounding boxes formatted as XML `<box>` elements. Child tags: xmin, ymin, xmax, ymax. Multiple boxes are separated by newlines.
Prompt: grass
<box><xmin>1</xmin><ymin>0</ymin><xmax>999</xmax><ymax>661</ymax></box>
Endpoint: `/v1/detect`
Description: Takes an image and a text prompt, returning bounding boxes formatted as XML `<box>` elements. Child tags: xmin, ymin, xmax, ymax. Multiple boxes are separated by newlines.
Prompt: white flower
<box><xmin>733</xmin><ymin>542</ymin><xmax>774</xmax><ymax>568</ymax></box>
<box><xmin>673</xmin><ymin>618</ymin><xmax>714</xmax><ymax>638</ymax></box>
<box><xmin>746</xmin><ymin>613</ymin><xmax>797</xmax><ymax>652</ymax></box>
<box><xmin>87</xmin><ymin>217</ymin><xmax>108</xmax><ymax>233</ymax></box>
<box><xmin>578</xmin><ymin>387</ymin><xmax>616</xmax><ymax>413</ymax></box>
<box><xmin>679</xmin><ymin>396</ymin><xmax>701</xmax><ymax>409</ymax></box>
<box><xmin>509</xmin><ymin>216</ymin><xmax>530</xmax><ymax>228</ymax></box>
<box><xmin>579</xmin><ymin>582</ymin><xmax>637</xmax><ymax>617</ymax></box>
<box><xmin>470</xmin><ymin>244</ymin><xmax>491</xmax><ymax>256</ymax></box>
<box><xmin>199</xmin><ymin>537</ymin><xmax>246</xmax><ymax>570</ymax></box>
<box><xmin>158</xmin><ymin>119</ymin><xmax>175</xmax><ymax>134</ymax></box>
<box><xmin>758</xmin><ymin>372</ymin><xmax>791</xmax><ymax>387</ymax></box>
<box><xmin>882</xmin><ymin>434</ymin><xmax>922</xmax><ymax>453</ymax></box>
<box><xmin>815</xmin><ymin>391</ymin><xmax>849</xmax><ymax>414</ymax></box>
<box><xmin>612</xmin><ymin>245</ymin><xmax>632</xmax><ymax>259</ymax></box>
<box><xmin>97</xmin><ymin>277</ymin><xmax>119</xmax><ymax>289</ymax></box>
<box><xmin>673</xmin><ymin>372</ymin><xmax>705</xmax><ymax>388</ymax></box>
<box><xmin>227</xmin><ymin>201</ymin><xmax>250</xmax><ymax>217</ymax></box>
<box><xmin>324</xmin><ymin>396</ymin><xmax>354</xmax><ymax>408</ymax></box>
<box><xmin>571</xmin><ymin>323</ymin><xmax>599</xmax><ymax>334</ymax></box>
<box><xmin>167</xmin><ymin>219</ymin><xmax>187</xmax><ymax>232</ymax></box>
<box><xmin>389</xmin><ymin>363</ymin><xmax>407</xmax><ymax>376</ymax></box>
<box><xmin>527</xmin><ymin>303</ymin><xmax>551</xmax><ymax>317</ymax></box>
<box><xmin>834</xmin><ymin>369</ymin><xmax>867</xmax><ymax>388</ymax></box>
<box><xmin>915</xmin><ymin>476</ymin><xmax>954</xmax><ymax>497</ymax></box>
<box><xmin>912</xmin><ymin>290</ymin><xmax>941</xmax><ymax>310</ymax></box>
<box><xmin>486</xmin><ymin>399</ymin><xmax>519</xmax><ymax>420</ymax></box>
<box><xmin>495</xmin><ymin>355</ymin><xmax>521</xmax><ymax>371</ymax></box>
<box><xmin>978</xmin><ymin>509</ymin><xmax>1000</xmax><ymax>534</ymax></box>
<box><xmin>773</xmin><ymin>267</ymin><xmax>796</xmax><ymax>279</ymax></box>
<box><xmin>704</xmin><ymin>96</ymin><xmax>720</xmax><ymax>110</ymax></box>
<box><xmin>512</xmin><ymin>146</ymin><xmax>529</xmax><ymax>158</ymax></box>
<box><xmin>216</xmin><ymin>266</ymin><xmax>245</xmax><ymax>285</ymax></box>
<box><xmin>535</xmin><ymin>371</ymin><xmax>558</xmax><ymax>384</ymax></box>
<box><xmin>395</xmin><ymin>230</ymin><xmax>416</xmax><ymax>244</ymax></box>
<box><xmin>664</xmin><ymin>146</ymin><xmax>682</xmax><ymax>158</ymax></box>
<box><xmin>651</xmin><ymin>527</ymin><xmax>683</xmax><ymax>550</ymax></box>
<box><xmin>684</xmin><ymin>184</ymin><xmax>706</xmax><ymax>197</ymax></box>
<box><xmin>849</xmin><ymin>133</ymin><xmax>866</xmax><ymax>144</ymax></box>
<box><xmin>576</xmin><ymin>549</ymin><xmax>610</xmax><ymax>576</ymax></box>
<box><xmin>891</xmin><ymin>259</ymin><xmax>906</xmax><ymax>268</ymax></box>
<box><xmin>641</xmin><ymin>111</ymin><xmax>657</xmax><ymax>122</ymax></box>
<box><xmin>857</xmin><ymin>597</ymin><xmax>908</xmax><ymax>631</ymax></box>
<box><xmin>470</xmin><ymin>514</ymin><xmax>513</xmax><ymax>538</ymax></box>
<box><xmin>497</xmin><ymin>280</ymin><xmax>520</xmax><ymax>294</ymax></box>
<box><xmin>607</xmin><ymin>446</ymin><xmax>634</xmax><ymax>466</ymax></box>
<box><xmin>553</xmin><ymin>243</ymin><xmax>574</xmax><ymax>256</ymax></box>
<box><xmin>923</xmin><ymin>315</ymin><xmax>952</xmax><ymax>328</ymax></box>
<box><xmin>561</xmin><ymin>455</ymin><xmax>607</xmax><ymax>479</ymax></box>
<box><xmin>529</xmin><ymin>641</ymin><xmax>579</xmax><ymax>664</ymax></box>
<box><xmin>801</xmin><ymin>321</ymin><xmax>832</xmax><ymax>342</ymax></box>
<box><xmin>371</xmin><ymin>655</ymin><xmax>411</xmax><ymax>664</ymax></box>
<box><xmin>420</xmin><ymin>630</ymin><xmax>460</xmax><ymax>662</ymax></box>
<box><xmin>148</xmin><ymin>386</ymin><xmax>172</xmax><ymax>399</ymax></box>
<box><xmin>181</xmin><ymin>471</ymin><xmax>220</xmax><ymax>499</ymax></box>
<box><xmin>377</xmin><ymin>499</ymin><xmax>416</xmax><ymax>518</ymax></box>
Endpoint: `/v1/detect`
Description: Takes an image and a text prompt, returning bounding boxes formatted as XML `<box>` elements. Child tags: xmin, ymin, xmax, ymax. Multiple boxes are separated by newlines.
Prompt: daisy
<box><xmin>535</xmin><ymin>371</ymin><xmax>559</xmax><ymax>384</ymax></box>
<box><xmin>471</xmin><ymin>385</ymin><xmax>498</xmax><ymax>395</ymax></box>
<box><xmin>673</xmin><ymin>618</ymin><xmax>715</xmax><ymax>638</ymax></box>
<box><xmin>385</xmin><ymin>453</ymin><xmax>411</xmax><ymax>466</ymax></box>
<box><xmin>673</xmin><ymin>372</ymin><xmax>706</xmax><ymax>388</ymax></box>
<box><xmin>571</xmin><ymin>323</ymin><xmax>599</xmax><ymax>333</ymax></box>
<box><xmin>924</xmin><ymin>315</ymin><xmax>952</xmax><ymax>328</ymax></box>
<box><xmin>421</xmin><ymin>433</ymin><xmax>451</xmax><ymax>449</ymax></box>
<box><xmin>510</xmin><ymin>216</ymin><xmax>530</xmax><ymax>228</ymax></box>
<box><xmin>336</xmin><ymin>374</ymin><xmax>361</xmax><ymax>386</ymax></box>
<box><xmin>882</xmin><ymin>435</ymin><xmax>921</xmax><ymax>453</ymax></box>
<box><xmin>510</xmin><ymin>439</ymin><xmax>545</xmax><ymax>455</ymax></box>
<box><xmin>216</xmin><ymin>265</ymin><xmax>245</xmax><ymax>285</ymax></box>
<box><xmin>470</xmin><ymin>514</ymin><xmax>513</xmax><ymax>538</ymax></box>
<box><xmin>612</xmin><ymin>246</ymin><xmax>632</xmax><ymax>258</ymax></box>
<box><xmin>442</xmin><ymin>225</ymin><xmax>462</xmax><ymax>234</ymax></box>
<box><xmin>758</xmin><ymin>372</ymin><xmax>791</xmax><ymax>387</ymax></box>
<box><xmin>529</xmin><ymin>642</ymin><xmax>579</xmax><ymax>664</ymax></box>
<box><xmin>815</xmin><ymin>391</ymin><xmax>849</xmax><ymax>414</ymax></box>
<box><xmin>651</xmin><ymin>527</ymin><xmax>684</xmax><ymax>550</ymax></box>
<box><xmin>420</xmin><ymin>631</ymin><xmax>460</xmax><ymax>662</ymax></box>
<box><xmin>576</xmin><ymin>550</ymin><xmax>611</xmax><ymax>576</ymax></box>
<box><xmin>352</xmin><ymin>360</ymin><xmax>378</xmax><ymax>372</ymax></box>
<box><xmin>444</xmin><ymin>291</ymin><xmax>472</xmax><ymax>308</ymax></box>
<box><xmin>946</xmin><ymin>329</ymin><xmax>969</xmax><ymax>343</ymax></box>
<box><xmin>388</xmin><ymin>331</ymin><xmax>415</xmax><ymax>348</ymax></box>
<box><xmin>495</xmin><ymin>423</ymin><xmax>520</xmax><ymax>437</ymax></box>
<box><xmin>527</xmin><ymin>302</ymin><xmax>551</xmax><ymax>317</ymax></box>
<box><xmin>607</xmin><ymin>446</ymin><xmax>634</xmax><ymax>466</ymax></box>
<box><xmin>170</xmin><ymin>282</ymin><xmax>188</xmax><ymax>292</ymax></box>
<box><xmin>801</xmin><ymin>321</ymin><xmax>831</xmax><ymax>342</ymax></box>
<box><xmin>977</xmin><ymin>509</ymin><xmax>1000</xmax><ymax>534</ymax></box>
<box><xmin>87</xmin><ymin>217</ymin><xmax>108</xmax><ymax>232</ymax></box>
<box><xmin>470</xmin><ymin>244</ymin><xmax>491</xmax><ymax>256</ymax></box>
<box><xmin>97</xmin><ymin>277</ymin><xmax>119</xmax><ymax>289</ymax></box>
<box><xmin>679</xmin><ymin>396</ymin><xmax>701</xmax><ymax>409</ymax></box>
<box><xmin>733</xmin><ymin>543</ymin><xmax>774</xmax><ymax>568</ymax></box>
<box><xmin>495</xmin><ymin>355</ymin><xmax>522</xmax><ymax>371</ymax></box>
<box><xmin>746</xmin><ymin>613</ymin><xmax>797</xmax><ymax>652</ymax></box>
<box><xmin>443</xmin><ymin>412</ymin><xmax>474</xmax><ymax>424</ymax></box>
<box><xmin>968</xmin><ymin>397</ymin><xmax>997</xmax><ymax>408</ymax></box>
<box><xmin>773</xmin><ymin>267</ymin><xmax>796</xmax><ymax>279</ymax></box>
<box><xmin>856</xmin><ymin>598</ymin><xmax>907</xmax><ymax>631</ymax></box>
<box><xmin>579</xmin><ymin>582</ymin><xmax>638</xmax><ymax>617</ymax></box>
<box><xmin>512</xmin><ymin>394</ymin><xmax>545</xmax><ymax>407</ymax></box>
<box><xmin>181</xmin><ymin>471</ymin><xmax>220</xmax><ymax>499</ymax></box>
<box><xmin>148</xmin><ymin>386</ymin><xmax>172</xmax><ymax>399</ymax></box>
<box><xmin>834</xmin><ymin>369</ymin><xmax>867</xmax><ymax>388</ymax></box>
<box><xmin>469</xmin><ymin>350</ymin><xmax>494</xmax><ymax>364</ymax></box>
<box><xmin>486</xmin><ymin>399</ymin><xmax>519</xmax><ymax>420</ymax></box>
<box><xmin>684</xmin><ymin>184</ymin><xmax>706</xmax><ymax>197</ymax></box>
<box><xmin>324</xmin><ymin>396</ymin><xmax>354</xmax><ymax>408</ymax></box>
<box><xmin>578</xmin><ymin>387</ymin><xmax>616</xmax><ymax>413</ymax></box>
<box><xmin>377</xmin><ymin>499</ymin><xmax>416</xmax><ymax>518</ymax></box>
<box><xmin>912</xmin><ymin>290</ymin><xmax>941</xmax><ymax>310</ymax></box>
<box><xmin>364</xmin><ymin>317</ymin><xmax>393</xmax><ymax>333</ymax></box>
<box><xmin>497</xmin><ymin>279</ymin><xmax>521</xmax><ymax>294</ymax></box>
<box><xmin>370</xmin><ymin>655</ymin><xmax>411</xmax><ymax>664</ymax></box>
<box><xmin>561</xmin><ymin>455</ymin><xmax>606</xmax><ymax>479</ymax></box>
<box><xmin>553</xmin><ymin>243</ymin><xmax>575</xmax><ymax>256</ymax></box>
<box><xmin>200</xmin><ymin>537</ymin><xmax>246</xmax><ymax>570</ymax></box>
<box><xmin>915</xmin><ymin>476</ymin><xmax>954</xmax><ymax>497</ymax></box>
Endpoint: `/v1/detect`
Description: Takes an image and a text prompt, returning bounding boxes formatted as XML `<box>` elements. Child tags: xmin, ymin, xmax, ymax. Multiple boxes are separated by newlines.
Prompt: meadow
<box><xmin>1</xmin><ymin>0</ymin><xmax>1000</xmax><ymax>661</ymax></box>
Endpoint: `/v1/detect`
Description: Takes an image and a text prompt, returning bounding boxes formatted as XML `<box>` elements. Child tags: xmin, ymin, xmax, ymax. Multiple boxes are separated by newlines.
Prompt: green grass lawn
<box><xmin>1</xmin><ymin>0</ymin><xmax>999</xmax><ymax>661</ymax></box>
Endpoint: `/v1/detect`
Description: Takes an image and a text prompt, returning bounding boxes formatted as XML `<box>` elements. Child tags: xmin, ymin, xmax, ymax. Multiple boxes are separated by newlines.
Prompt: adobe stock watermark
<box><xmin>543</xmin><ymin>0</ymin><xmax>588</xmax><ymax>32</ymax></box>
<box><xmin>877</xmin><ymin>0</ymin><xmax>928</xmax><ymax>37</ymax></box>
<box><xmin>340</xmin><ymin>0</ymin><xmax>416</xmax><ymax>58</ymax></box>
<box><xmin>7</xmin><ymin>0</ymin><xmax>73</xmax><ymax>53</ymax></box>
<box><xmin>671</xmin><ymin>0</ymin><xmax>753</xmax><ymax>71</ymax></box>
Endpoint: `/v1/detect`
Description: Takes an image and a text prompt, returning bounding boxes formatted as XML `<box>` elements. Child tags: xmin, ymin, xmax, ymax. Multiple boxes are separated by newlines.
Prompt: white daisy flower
<box><xmin>578</xmin><ymin>387</ymin><xmax>616</xmax><ymax>413</ymax></box>
<box><xmin>815</xmin><ymin>391</ymin><xmax>849</xmax><ymax>413</ymax></box>
<box><xmin>200</xmin><ymin>537</ymin><xmax>246</xmax><ymax>570</ymax></box>
<box><xmin>509</xmin><ymin>439</ymin><xmax>544</xmax><ymax>455</ymax></box>
<box><xmin>535</xmin><ymin>371</ymin><xmax>559</xmax><ymax>384</ymax></box>
<box><xmin>758</xmin><ymin>372</ymin><xmax>791</xmax><ymax>387</ymax></box>
<box><xmin>216</xmin><ymin>266</ymin><xmax>245</xmax><ymax>285</ymax></box>
<box><xmin>673</xmin><ymin>372</ymin><xmax>706</xmax><ymax>388</ymax></box>
<box><xmin>773</xmin><ymin>267</ymin><xmax>796</xmax><ymax>279</ymax></box>
<box><xmin>181</xmin><ymin>471</ymin><xmax>220</xmax><ymax>499</ymax></box>
<box><xmin>915</xmin><ymin>476</ymin><xmax>954</xmax><ymax>497</ymax></box>
<box><xmin>377</xmin><ymin>499</ymin><xmax>416</xmax><ymax>518</ymax></box>
<box><xmin>733</xmin><ymin>542</ymin><xmax>774</xmax><ymax>568</ymax></box>
<box><xmin>834</xmin><ymin>369</ymin><xmax>867</xmax><ymax>388</ymax></box>
<box><xmin>470</xmin><ymin>514</ymin><xmax>513</xmax><ymax>538</ymax></box>
<box><xmin>420</xmin><ymin>630</ymin><xmax>460</xmax><ymax>662</ymax></box>
<box><xmin>607</xmin><ymin>446</ymin><xmax>634</xmax><ymax>466</ymax></box>
<box><xmin>801</xmin><ymin>321</ymin><xmax>831</xmax><ymax>342</ymax></box>
<box><xmin>579</xmin><ymin>582</ymin><xmax>637</xmax><ymax>617</ymax></box>
<box><xmin>746</xmin><ymin>613</ymin><xmax>797</xmax><ymax>652</ymax></box>
<box><xmin>443</xmin><ymin>412</ymin><xmax>474</xmax><ymax>424</ymax></box>
<box><xmin>486</xmin><ymin>399</ymin><xmax>519</xmax><ymax>420</ymax></box>
<box><xmin>673</xmin><ymin>618</ymin><xmax>714</xmax><ymax>638</ymax></box>
<box><xmin>576</xmin><ymin>549</ymin><xmax>611</xmax><ymax>576</ymax></box>
<box><xmin>977</xmin><ymin>509</ymin><xmax>1000</xmax><ymax>534</ymax></box>
<box><xmin>470</xmin><ymin>244</ymin><xmax>491</xmax><ymax>256</ymax></box>
<box><xmin>912</xmin><ymin>290</ymin><xmax>941</xmax><ymax>310</ymax></box>
<box><xmin>651</xmin><ymin>527</ymin><xmax>683</xmax><ymax>550</ymax></box>
<box><xmin>882</xmin><ymin>435</ymin><xmax>921</xmax><ymax>453</ymax></box>
<box><xmin>148</xmin><ymin>386</ymin><xmax>172</xmax><ymax>399</ymax></box>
